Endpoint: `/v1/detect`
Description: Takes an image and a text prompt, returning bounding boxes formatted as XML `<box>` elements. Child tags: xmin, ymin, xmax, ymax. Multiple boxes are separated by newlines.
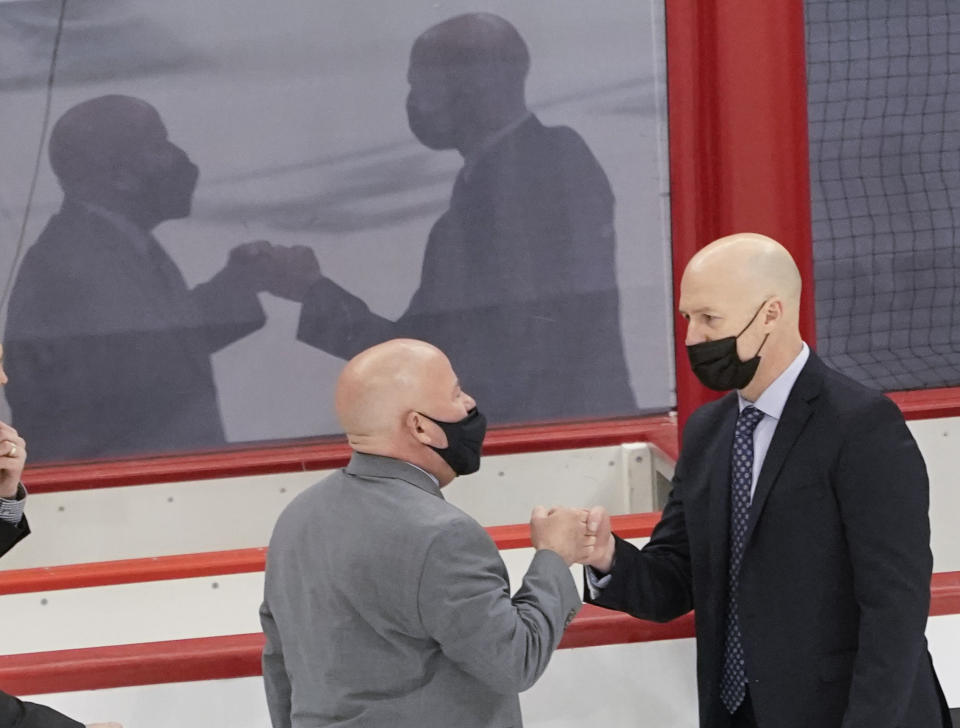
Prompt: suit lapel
<box><xmin>742</xmin><ymin>354</ymin><xmax>824</xmax><ymax>548</ymax></box>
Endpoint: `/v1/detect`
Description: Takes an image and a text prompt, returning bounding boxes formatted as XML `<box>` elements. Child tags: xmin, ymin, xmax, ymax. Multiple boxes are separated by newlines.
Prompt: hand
<box><xmin>229</xmin><ymin>239</ymin><xmax>274</xmax><ymax>266</ymax></box>
<box><xmin>0</xmin><ymin>421</ymin><xmax>26</xmax><ymax>499</ymax></box>
<box><xmin>262</xmin><ymin>244</ymin><xmax>323</xmax><ymax>302</ymax></box>
<box><xmin>530</xmin><ymin>506</ymin><xmax>596</xmax><ymax>566</ymax></box>
<box><xmin>225</xmin><ymin>239</ymin><xmax>275</xmax><ymax>290</ymax></box>
<box><xmin>583</xmin><ymin>505</ymin><xmax>615</xmax><ymax>573</ymax></box>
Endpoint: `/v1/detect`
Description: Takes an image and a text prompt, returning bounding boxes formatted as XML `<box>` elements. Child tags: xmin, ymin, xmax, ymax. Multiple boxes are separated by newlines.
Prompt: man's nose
<box><xmin>684</xmin><ymin>321</ymin><xmax>707</xmax><ymax>346</ymax></box>
<box><xmin>463</xmin><ymin>392</ymin><xmax>477</xmax><ymax>410</ymax></box>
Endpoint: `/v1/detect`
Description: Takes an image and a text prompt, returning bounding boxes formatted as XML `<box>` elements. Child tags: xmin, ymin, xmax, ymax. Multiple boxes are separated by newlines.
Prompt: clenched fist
<box><xmin>0</xmin><ymin>421</ymin><xmax>26</xmax><ymax>499</ymax></box>
<box><xmin>584</xmin><ymin>505</ymin><xmax>615</xmax><ymax>573</ymax></box>
<box><xmin>529</xmin><ymin>506</ymin><xmax>596</xmax><ymax>566</ymax></box>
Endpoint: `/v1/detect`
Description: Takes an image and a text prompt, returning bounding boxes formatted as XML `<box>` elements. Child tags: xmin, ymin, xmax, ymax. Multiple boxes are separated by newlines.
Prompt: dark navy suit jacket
<box><xmin>297</xmin><ymin>115</ymin><xmax>637</xmax><ymax>423</ymax></box>
<box><xmin>589</xmin><ymin>352</ymin><xmax>951</xmax><ymax>728</ymax></box>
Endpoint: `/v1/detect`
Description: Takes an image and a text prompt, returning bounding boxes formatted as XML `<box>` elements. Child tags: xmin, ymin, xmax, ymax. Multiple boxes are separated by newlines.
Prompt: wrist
<box><xmin>535</xmin><ymin>544</ymin><xmax>572</xmax><ymax>567</ymax></box>
<box><xmin>590</xmin><ymin>534</ymin><xmax>615</xmax><ymax>573</ymax></box>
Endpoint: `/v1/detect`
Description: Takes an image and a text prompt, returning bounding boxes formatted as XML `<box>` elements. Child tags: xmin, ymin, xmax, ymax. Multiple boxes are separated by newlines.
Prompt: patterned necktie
<box><xmin>721</xmin><ymin>405</ymin><xmax>764</xmax><ymax>714</ymax></box>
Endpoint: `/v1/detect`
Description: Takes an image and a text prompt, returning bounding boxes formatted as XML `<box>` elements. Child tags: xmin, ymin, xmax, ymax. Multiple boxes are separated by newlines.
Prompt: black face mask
<box><xmin>420</xmin><ymin>408</ymin><xmax>487</xmax><ymax>475</ymax></box>
<box><xmin>686</xmin><ymin>301</ymin><xmax>770</xmax><ymax>391</ymax></box>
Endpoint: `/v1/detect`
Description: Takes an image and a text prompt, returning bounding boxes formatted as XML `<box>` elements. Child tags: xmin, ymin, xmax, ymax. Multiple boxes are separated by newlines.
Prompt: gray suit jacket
<box><xmin>260</xmin><ymin>452</ymin><xmax>581</xmax><ymax>728</ymax></box>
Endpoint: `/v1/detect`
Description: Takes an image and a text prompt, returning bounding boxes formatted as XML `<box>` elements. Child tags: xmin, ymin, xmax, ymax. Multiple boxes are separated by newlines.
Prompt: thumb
<box><xmin>531</xmin><ymin>505</ymin><xmax>548</xmax><ymax>521</ymax></box>
<box><xmin>586</xmin><ymin>505</ymin><xmax>606</xmax><ymax>534</ymax></box>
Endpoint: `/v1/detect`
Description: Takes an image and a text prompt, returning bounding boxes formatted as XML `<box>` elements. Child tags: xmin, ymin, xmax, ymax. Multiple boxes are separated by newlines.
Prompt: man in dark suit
<box><xmin>582</xmin><ymin>233</ymin><xmax>951</xmax><ymax>727</ymax></box>
<box><xmin>0</xmin><ymin>346</ymin><xmax>119</xmax><ymax>727</ymax></box>
<box><xmin>4</xmin><ymin>95</ymin><xmax>282</xmax><ymax>462</ymax></box>
<box><xmin>294</xmin><ymin>13</ymin><xmax>637</xmax><ymax>424</ymax></box>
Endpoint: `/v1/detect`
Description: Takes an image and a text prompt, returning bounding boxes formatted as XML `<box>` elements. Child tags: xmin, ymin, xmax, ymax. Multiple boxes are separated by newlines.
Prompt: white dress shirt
<box><xmin>737</xmin><ymin>342</ymin><xmax>810</xmax><ymax>500</ymax></box>
<box><xmin>0</xmin><ymin>483</ymin><xmax>27</xmax><ymax>525</ymax></box>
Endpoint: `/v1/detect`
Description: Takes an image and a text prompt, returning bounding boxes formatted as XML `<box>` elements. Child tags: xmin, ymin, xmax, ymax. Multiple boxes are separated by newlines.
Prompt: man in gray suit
<box><xmin>260</xmin><ymin>338</ymin><xmax>594</xmax><ymax>727</ymax></box>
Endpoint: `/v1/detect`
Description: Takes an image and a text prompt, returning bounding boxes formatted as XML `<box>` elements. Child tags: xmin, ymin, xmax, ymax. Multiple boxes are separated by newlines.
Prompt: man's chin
<box><xmin>436</xmin><ymin>462</ymin><xmax>457</xmax><ymax>488</ymax></box>
<box><xmin>408</xmin><ymin>125</ymin><xmax>456</xmax><ymax>151</ymax></box>
<box><xmin>164</xmin><ymin>198</ymin><xmax>193</xmax><ymax>221</ymax></box>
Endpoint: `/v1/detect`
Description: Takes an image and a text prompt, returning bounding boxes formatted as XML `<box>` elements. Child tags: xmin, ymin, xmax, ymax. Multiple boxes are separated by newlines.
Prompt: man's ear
<box><xmin>763</xmin><ymin>298</ymin><xmax>783</xmax><ymax>326</ymax></box>
<box><xmin>406</xmin><ymin>411</ymin><xmax>433</xmax><ymax>446</ymax></box>
<box><xmin>406</xmin><ymin>411</ymin><xmax>447</xmax><ymax>448</ymax></box>
<box><xmin>111</xmin><ymin>157</ymin><xmax>144</xmax><ymax>195</ymax></box>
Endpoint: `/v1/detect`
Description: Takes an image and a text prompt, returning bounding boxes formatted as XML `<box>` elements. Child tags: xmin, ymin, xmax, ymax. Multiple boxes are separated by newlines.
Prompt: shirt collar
<box><xmin>344</xmin><ymin>452</ymin><xmax>443</xmax><ymax>499</ymax></box>
<box><xmin>737</xmin><ymin>342</ymin><xmax>810</xmax><ymax>420</ymax></box>
<box><xmin>81</xmin><ymin>202</ymin><xmax>154</xmax><ymax>256</ymax></box>
<box><xmin>405</xmin><ymin>462</ymin><xmax>439</xmax><ymax>487</ymax></box>
<box><xmin>461</xmin><ymin>111</ymin><xmax>533</xmax><ymax>182</ymax></box>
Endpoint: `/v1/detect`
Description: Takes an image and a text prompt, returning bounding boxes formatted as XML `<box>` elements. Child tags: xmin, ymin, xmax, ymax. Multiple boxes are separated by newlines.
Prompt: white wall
<box><xmin>907</xmin><ymin>417</ymin><xmax>960</xmax><ymax>573</ymax></box>
<box><xmin>0</xmin><ymin>444</ymin><xmax>666</xmax><ymax>569</ymax></box>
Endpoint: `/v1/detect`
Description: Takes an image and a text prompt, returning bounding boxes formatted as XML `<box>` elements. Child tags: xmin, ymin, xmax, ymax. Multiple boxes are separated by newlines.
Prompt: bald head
<box><xmin>47</xmin><ymin>94</ymin><xmax>198</xmax><ymax>228</ymax></box>
<box><xmin>407</xmin><ymin>14</ymin><xmax>530</xmax><ymax>153</ymax></box>
<box><xmin>685</xmin><ymin>233</ymin><xmax>801</xmax><ymax>309</ymax></box>
<box><xmin>336</xmin><ymin>339</ymin><xmax>446</xmax><ymax>436</ymax></box>
<box><xmin>412</xmin><ymin>13</ymin><xmax>530</xmax><ymax>83</ymax></box>
<box><xmin>49</xmin><ymin>95</ymin><xmax>165</xmax><ymax>195</ymax></box>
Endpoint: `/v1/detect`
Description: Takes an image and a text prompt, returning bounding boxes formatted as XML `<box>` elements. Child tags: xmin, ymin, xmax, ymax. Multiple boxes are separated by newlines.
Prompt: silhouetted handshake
<box><xmin>529</xmin><ymin>505</ymin><xmax>615</xmax><ymax>570</ymax></box>
<box><xmin>227</xmin><ymin>240</ymin><xmax>322</xmax><ymax>302</ymax></box>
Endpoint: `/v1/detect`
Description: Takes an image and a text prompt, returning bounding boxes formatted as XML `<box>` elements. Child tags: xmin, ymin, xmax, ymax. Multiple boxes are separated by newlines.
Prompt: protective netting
<box><xmin>806</xmin><ymin>0</ymin><xmax>960</xmax><ymax>390</ymax></box>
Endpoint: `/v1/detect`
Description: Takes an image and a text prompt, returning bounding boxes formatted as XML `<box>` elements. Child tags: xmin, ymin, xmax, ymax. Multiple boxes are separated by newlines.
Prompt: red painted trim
<box><xmin>0</xmin><ymin>513</ymin><xmax>663</xmax><ymax>595</ymax></box>
<box><xmin>929</xmin><ymin>570</ymin><xmax>960</xmax><ymax>617</ymax></box>
<box><xmin>22</xmin><ymin>415</ymin><xmax>678</xmax><ymax>495</ymax></box>
<box><xmin>665</xmin><ymin>0</ymin><xmax>815</xmax><ymax>433</ymax></box>
<box><xmin>0</xmin><ymin>549</ymin><xmax>268</xmax><ymax>596</ymax></box>
<box><xmin>18</xmin><ymin>382</ymin><xmax>960</xmax><ymax>497</ymax></box>
<box><xmin>887</xmin><ymin>387</ymin><xmax>960</xmax><ymax>421</ymax></box>
<box><xmin>0</xmin><ymin>633</ymin><xmax>266</xmax><ymax>696</ymax></box>
<box><xmin>2</xmin><ymin>572</ymin><xmax>957</xmax><ymax>696</ymax></box>
<box><xmin>558</xmin><ymin>606</ymin><xmax>695</xmax><ymax>650</ymax></box>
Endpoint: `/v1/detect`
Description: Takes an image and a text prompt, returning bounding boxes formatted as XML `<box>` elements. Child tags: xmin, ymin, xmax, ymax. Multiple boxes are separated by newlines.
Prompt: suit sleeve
<box><xmin>0</xmin><ymin>690</ymin><xmax>83</xmax><ymax>728</ymax></box>
<box><xmin>259</xmin><ymin>599</ymin><xmax>292</xmax><ymax>728</ymax></box>
<box><xmin>296</xmin><ymin>277</ymin><xmax>397</xmax><ymax>360</ymax></box>
<box><xmin>417</xmin><ymin>519</ymin><xmax>581</xmax><ymax>694</ymax></box>
<box><xmin>190</xmin><ymin>266</ymin><xmax>267</xmax><ymax>353</ymax></box>
<box><xmin>834</xmin><ymin>396</ymin><xmax>932</xmax><ymax>728</ymax></box>
<box><xmin>0</xmin><ymin>516</ymin><xmax>29</xmax><ymax>559</ymax></box>
<box><xmin>586</xmin><ymin>452</ymin><xmax>694</xmax><ymax>622</ymax></box>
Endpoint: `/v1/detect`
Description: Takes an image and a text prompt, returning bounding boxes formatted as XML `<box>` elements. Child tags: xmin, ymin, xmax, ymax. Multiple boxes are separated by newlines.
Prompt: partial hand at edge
<box><xmin>0</xmin><ymin>420</ymin><xmax>26</xmax><ymax>499</ymax></box>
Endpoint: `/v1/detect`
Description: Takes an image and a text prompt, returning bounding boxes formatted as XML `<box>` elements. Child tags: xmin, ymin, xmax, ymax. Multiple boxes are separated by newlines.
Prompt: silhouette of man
<box><xmin>294</xmin><ymin>13</ymin><xmax>638</xmax><ymax>423</ymax></box>
<box><xmin>4</xmin><ymin>95</ymin><xmax>274</xmax><ymax>461</ymax></box>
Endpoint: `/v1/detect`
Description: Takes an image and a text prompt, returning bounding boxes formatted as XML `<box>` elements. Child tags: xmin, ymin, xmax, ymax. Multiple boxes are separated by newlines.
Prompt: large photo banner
<box><xmin>0</xmin><ymin>0</ymin><xmax>673</xmax><ymax>463</ymax></box>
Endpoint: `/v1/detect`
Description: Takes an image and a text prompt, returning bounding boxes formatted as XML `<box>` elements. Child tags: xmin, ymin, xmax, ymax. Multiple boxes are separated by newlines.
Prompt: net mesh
<box><xmin>806</xmin><ymin>0</ymin><xmax>960</xmax><ymax>390</ymax></box>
